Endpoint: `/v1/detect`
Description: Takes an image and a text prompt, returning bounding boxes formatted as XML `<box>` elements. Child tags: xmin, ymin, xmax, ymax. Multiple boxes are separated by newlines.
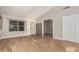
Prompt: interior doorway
<box><xmin>0</xmin><ymin>16</ymin><xmax>3</xmax><ymax>39</ymax></box>
<box><xmin>44</xmin><ymin>20</ymin><xmax>53</xmax><ymax>37</ymax></box>
<box><xmin>36</xmin><ymin>23</ymin><xmax>42</xmax><ymax>36</ymax></box>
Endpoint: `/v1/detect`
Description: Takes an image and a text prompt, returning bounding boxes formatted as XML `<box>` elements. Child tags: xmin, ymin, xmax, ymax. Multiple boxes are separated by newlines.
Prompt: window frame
<box><xmin>9</xmin><ymin>20</ymin><xmax>25</xmax><ymax>32</ymax></box>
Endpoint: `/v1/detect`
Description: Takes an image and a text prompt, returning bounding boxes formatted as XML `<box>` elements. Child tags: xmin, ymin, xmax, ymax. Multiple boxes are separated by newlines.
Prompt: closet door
<box><xmin>77</xmin><ymin>15</ymin><xmax>79</xmax><ymax>42</ymax></box>
<box><xmin>63</xmin><ymin>14</ymin><xmax>77</xmax><ymax>42</ymax></box>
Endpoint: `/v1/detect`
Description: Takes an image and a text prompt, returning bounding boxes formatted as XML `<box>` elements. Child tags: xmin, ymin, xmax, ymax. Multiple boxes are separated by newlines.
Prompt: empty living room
<box><xmin>0</xmin><ymin>6</ymin><xmax>79</xmax><ymax>52</ymax></box>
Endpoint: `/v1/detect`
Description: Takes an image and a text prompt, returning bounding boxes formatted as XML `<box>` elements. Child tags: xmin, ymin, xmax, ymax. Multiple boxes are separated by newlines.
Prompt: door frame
<box><xmin>36</xmin><ymin>23</ymin><xmax>42</xmax><ymax>36</ymax></box>
<box><xmin>42</xmin><ymin>19</ymin><xmax>53</xmax><ymax>37</ymax></box>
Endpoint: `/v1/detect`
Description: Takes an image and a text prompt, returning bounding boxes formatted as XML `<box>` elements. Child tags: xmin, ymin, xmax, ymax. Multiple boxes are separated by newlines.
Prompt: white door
<box><xmin>30</xmin><ymin>22</ymin><xmax>36</xmax><ymax>35</ymax></box>
<box><xmin>63</xmin><ymin>14</ymin><xmax>77</xmax><ymax>42</ymax></box>
<box><xmin>77</xmin><ymin>15</ymin><xmax>79</xmax><ymax>42</ymax></box>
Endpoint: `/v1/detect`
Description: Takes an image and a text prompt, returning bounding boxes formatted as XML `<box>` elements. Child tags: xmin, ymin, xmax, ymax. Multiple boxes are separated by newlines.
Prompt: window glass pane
<box><xmin>9</xmin><ymin>20</ymin><xmax>17</xmax><ymax>25</ymax></box>
<box><xmin>19</xmin><ymin>27</ymin><xmax>24</xmax><ymax>31</ymax></box>
<box><xmin>0</xmin><ymin>18</ymin><xmax>3</xmax><ymax>29</ymax></box>
<box><xmin>9</xmin><ymin>20</ymin><xmax>17</xmax><ymax>31</ymax></box>
<box><xmin>9</xmin><ymin>25</ymin><xmax>17</xmax><ymax>31</ymax></box>
<box><xmin>18</xmin><ymin>21</ymin><xmax>24</xmax><ymax>31</ymax></box>
<box><xmin>18</xmin><ymin>21</ymin><xmax>24</xmax><ymax>26</ymax></box>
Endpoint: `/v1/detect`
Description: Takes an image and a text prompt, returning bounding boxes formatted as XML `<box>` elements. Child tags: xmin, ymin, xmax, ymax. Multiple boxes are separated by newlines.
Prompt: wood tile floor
<box><xmin>0</xmin><ymin>36</ymin><xmax>79</xmax><ymax>52</ymax></box>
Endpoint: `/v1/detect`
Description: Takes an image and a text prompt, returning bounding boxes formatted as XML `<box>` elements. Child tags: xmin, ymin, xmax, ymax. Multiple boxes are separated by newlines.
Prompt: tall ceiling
<box><xmin>0</xmin><ymin>6</ymin><xmax>54</xmax><ymax>19</ymax></box>
<box><xmin>63</xmin><ymin>6</ymin><xmax>79</xmax><ymax>16</ymax></box>
<box><xmin>1</xmin><ymin>6</ymin><xmax>79</xmax><ymax>19</ymax></box>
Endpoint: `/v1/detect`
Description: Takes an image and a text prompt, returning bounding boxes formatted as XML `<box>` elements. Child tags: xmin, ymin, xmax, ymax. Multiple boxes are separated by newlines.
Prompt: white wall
<box><xmin>37</xmin><ymin>7</ymin><xmax>63</xmax><ymax>39</ymax></box>
<box><xmin>64</xmin><ymin>6</ymin><xmax>79</xmax><ymax>16</ymax></box>
<box><xmin>1</xmin><ymin>15</ymin><xmax>36</xmax><ymax>39</ymax></box>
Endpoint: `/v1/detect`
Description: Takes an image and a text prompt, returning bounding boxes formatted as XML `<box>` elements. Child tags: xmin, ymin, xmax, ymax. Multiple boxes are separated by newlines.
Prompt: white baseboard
<box><xmin>54</xmin><ymin>37</ymin><xmax>79</xmax><ymax>43</ymax></box>
<box><xmin>63</xmin><ymin>38</ymin><xmax>79</xmax><ymax>43</ymax></box>
<box><xmin>54</xmin><ymin>37</ymin><xmax>64</xmax><ymax>40</ymax></box>
<box><xmin>0</xmin><ymin>34</ymin><xmax>31</xmax><ymax>39</ymax></box>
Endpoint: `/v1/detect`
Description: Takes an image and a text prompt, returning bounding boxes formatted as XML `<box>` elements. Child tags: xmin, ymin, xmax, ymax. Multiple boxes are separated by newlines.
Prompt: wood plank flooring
<box><xmin>0</xmin><ymin>36</ymin><xmax>79</xmax><ymax>52</ymax></box>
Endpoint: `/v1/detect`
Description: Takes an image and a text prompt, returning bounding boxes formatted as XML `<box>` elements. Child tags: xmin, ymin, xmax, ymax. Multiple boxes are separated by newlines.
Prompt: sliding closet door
<box><xmin>63</xmin><ymin>14</ymin><xmax>77</xmax><ymax>42</ymax></box>
<box><xmin>77</xmin><ymin>15</ymin><xmax>79</xmax><ymax>42</ymax></box>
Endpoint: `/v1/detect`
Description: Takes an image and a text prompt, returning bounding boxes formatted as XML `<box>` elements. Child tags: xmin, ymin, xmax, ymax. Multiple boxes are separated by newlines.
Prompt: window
<box><xmin>18</xmin><ymin>21</ymin><xmax>24</xmax><ymax>31</ymax></box>
<box><xmin>0</xmin><ymin>17</ymin><xmax>3</xmax><ymax>29</ymax></box>
<box><xmin>0</xmin><ymin>20</ymin><xmax>2</xmax><ymax>29</ymax></box>
<box><xmin>9</xmin><ymin>20</ymin><xmax>25</xmax><ymax>31</ymax></box>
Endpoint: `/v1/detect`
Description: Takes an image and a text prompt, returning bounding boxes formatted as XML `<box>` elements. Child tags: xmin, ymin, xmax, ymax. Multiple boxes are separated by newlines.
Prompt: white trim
<box><xmin>54</xmin><ymin>37</ymin><xmax>64</xmax><ymax>40</ymax></box>
<box><xmin>63</xmin><ymin>38</ymin><xmax>79</xmax><ymax>43</ymax></box>
<box><xmin>42</xmin><ymin>20</ymin><xmax>44</xmax><ymax>37</ymax></box>
<box><xmin>54</xmin><ymin>37</ymin><xmax>79</xmax><ymax>43</ymax></box>
<box><xmin>0</xmin><ymin>34</ymin><xmax>30</xmax><ymax>39</ymax></box>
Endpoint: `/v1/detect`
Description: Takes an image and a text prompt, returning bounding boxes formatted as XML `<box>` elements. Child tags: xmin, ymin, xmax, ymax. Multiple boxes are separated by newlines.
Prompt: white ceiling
<box><xmin>0</xmin><ymin>6</ymin><xmax>53</xmax><ymax>19</ymax></box>
<box><xmin>64</xmin><ymin>6</ymin><xmax>79</xmax><ymax>16</ymax></box>
<box><xmin>1</xmin><ymin>6</ymin><xmax>79</xmax><ymax>19</ymax></box>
